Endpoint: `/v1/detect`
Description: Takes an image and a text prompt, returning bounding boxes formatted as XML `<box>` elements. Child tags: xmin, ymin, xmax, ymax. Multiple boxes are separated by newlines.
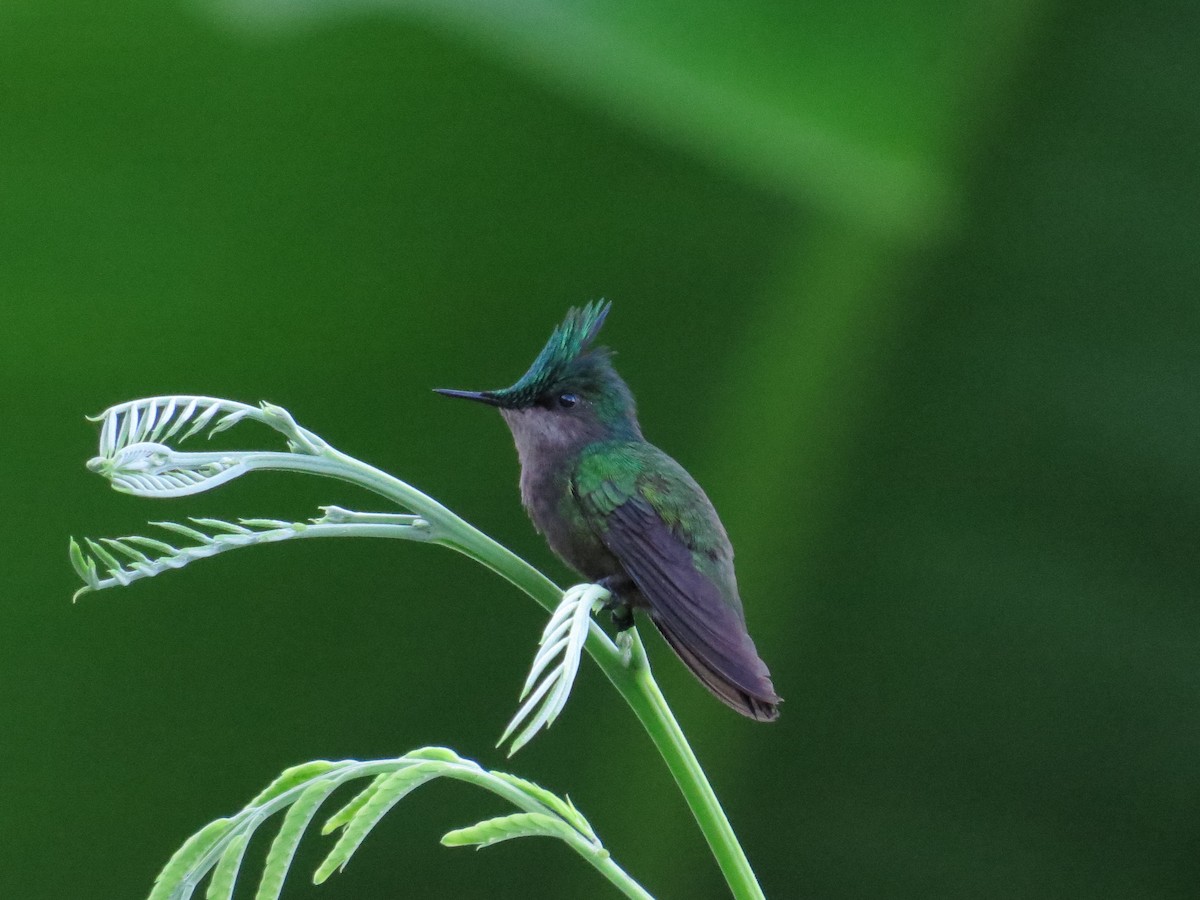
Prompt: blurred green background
<box><xmin>2</xmin><ymin>0</ymin><xmax>1197</xmax><ymax>897</ymax></box>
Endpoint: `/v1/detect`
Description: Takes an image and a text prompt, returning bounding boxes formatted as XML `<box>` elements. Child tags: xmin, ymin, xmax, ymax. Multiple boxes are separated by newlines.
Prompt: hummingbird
<box><xmin>435</xmin><ymin>302</ymin><xmax>779</xmax><ymax>721</ymax></box>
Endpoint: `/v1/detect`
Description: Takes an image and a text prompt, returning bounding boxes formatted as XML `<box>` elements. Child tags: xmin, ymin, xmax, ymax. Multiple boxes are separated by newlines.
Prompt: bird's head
<box><xmin>435</xmin><ymin>301</ymin><xmax>642</xmax><ymax>457</ymax></box>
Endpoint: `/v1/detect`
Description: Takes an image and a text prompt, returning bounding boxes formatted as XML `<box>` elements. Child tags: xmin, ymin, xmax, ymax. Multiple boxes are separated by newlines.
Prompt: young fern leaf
<box><xmin>91</xmin><ymin>396</ymin><xmax>251</xmax><ymax>457</ymax></box>
<box><xmin>499</xmin><ymin>582</ymin><xmax>610</xmax><ymax>755</ymax></box>
<box><xmin>254</xmin><ymin>780</ymin><xmax>341</xmax><ymax>900</ymax></box>
<box><xmin>491</xmin><ymin>772</ymin><xmax>598</xmax><ymax>843</ymax></box>
<box><xmin>146</xmin><ymin>748</ymin><xmax>651</xmax><ymax>900</ymax></box>
<box><xmin>441</xmin><ymin>811</ymin><xmax>570</xmax><ymax>849</ymax></box>
<box><xmin>91</xmin><ymin>396</ymin><xmax>323</xmax><ymax>458</ymax></box>
<box><xmin>100</xmin><ymin>444</ymin><xmax>251</xmax><ymax>498</ymax></box>
<box><xmin>69</xmin><ymin>511</ymin><xmax>432</xmax><ymax>601</ymax></box>
<box><xmin>206</xmin><ymin>831</ymin><xmax>252</xmax><ymax>900</ymax></box>
<box><xmin>312</xmin><ymin>762</ymin><xmax>448</xmax><ymax>883</ymax></box>
<box><xmin>69</xmin><ymin>519</ymin><xmax>302</xmax><ymax>601</ymax></box>
<box><xmin>319</xmin><ymin>773</ymin><xmax>388</xmax><ymax>835</ymax></box>
<box><xmin>86</xmin><ymin>396</ymin><xmax>327</xmax><ymax>499</ymax></box>
<box><xmin>148</xmin><ymin>818</ymin><xmax>235</xmax><ymax>900</ymax></box>
<box><xmin>248</xmin><ymin>761</ymin><xmax>342</xmax><ymax>807</ymax></box>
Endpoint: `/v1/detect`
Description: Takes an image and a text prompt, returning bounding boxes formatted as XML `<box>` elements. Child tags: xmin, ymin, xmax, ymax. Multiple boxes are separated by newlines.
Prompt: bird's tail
<box><xmin>649</xmin><ymin>611</ymin><xmax>781</xmax><ymax>722</ymax></box>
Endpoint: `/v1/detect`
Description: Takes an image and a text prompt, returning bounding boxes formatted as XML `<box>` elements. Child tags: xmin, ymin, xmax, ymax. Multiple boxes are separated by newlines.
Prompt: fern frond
<box><xmin>312</xmin><ymin>762</ymin><xmax>448</xmax><ymax>882</ymax></box>
<box><xmin>249</xmin><ymin>761</ymin><xmax>342</xmax><ymax>806</ymax></box>
<box><xmin>71</xmin><ymin>519</ymin><xmax>299</xmax><ymax>601</ymax></box>
<box><xmin>91</xmin><ymin>441</ymin><xmax>253</xmax><ymax>498</ymax></box>
<box><xmin>206</xmin><ymin>831</ymin><xmax>251</xmax><ymax>900</ymax></box>
<box><xmin>319</xmin><ymin>774</ymin><xmax>387</xmax><ymax>835</ymax></box>
<box><xmin>499</xmin><ymin>583</ymin><xmax>609</xmax><ymax>755</ymax></box>
<box><xmin>441</xmin><ymin>811</ymin><xmax>568</xmax><ymax>849</ymax></box>
<box><xmin>90</xmin><ymin>397</ymin><xmax>261</xmax><ymax>458</ymax></box>
<box><xmin>491</xmin><ymin>772</ymin><xmax>598</xmax><ymax>843</ymax></box>
<box><xmin>85</xmin><ymin>396</ymin><xmax>331</xmax><ymax>498</ymax></box>
<box><xmin>254</xmin><ymin>780</ymin><xmax>341</xmax><ymax>900</ymax></box>
<box><xmin>70</xmin><ymin>511</ymin><xmax>433</xmax><ymax>601</ymax></box>
<box><xmin>146</xmin><ymin>748</ymin><xmax>649</xmax><ymax>900</ymax></box>
<box><xmin>148</xmin><ymin>818</ymin><xmax>235</xmax><ymax>900</ymax></box>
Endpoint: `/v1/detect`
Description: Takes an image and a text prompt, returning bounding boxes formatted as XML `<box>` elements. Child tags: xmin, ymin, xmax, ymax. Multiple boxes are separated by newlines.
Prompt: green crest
<box><xmin>494</xmin><ymin>301</ymin><xmax>612</xmax><ymax>407</ymax></box>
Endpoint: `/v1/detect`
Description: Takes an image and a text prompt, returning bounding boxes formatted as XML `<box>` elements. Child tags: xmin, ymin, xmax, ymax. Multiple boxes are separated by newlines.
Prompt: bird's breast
<box><xmin>519</xmin><ymin>457</ymin><xmax>619</xmax><ymax>581</ymax></box>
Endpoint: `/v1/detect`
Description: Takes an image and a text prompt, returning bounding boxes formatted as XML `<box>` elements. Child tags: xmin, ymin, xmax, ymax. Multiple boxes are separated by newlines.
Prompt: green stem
<box><xmin>618</xmin><ymin>637</ymin><xmax>765</xmax><ymax>900</ymax></box>
<box><xmin>244</xmin><ymin>449</ymin><xmax>567</xmax><ymax>615</ymax></box>
<box><xmin>449</xmin><ymin>763</ymin><xmax>655</xmax><ymax>900</ymax></box>
<box><xmin>245</xmin><ymin>445</ymin><xmax>765</xmax><ymax>899</ymax></box>
<box><xmin>558</xmin><ymin>827</ymin><xmax>658</xmax><ymax>900</ymax></box>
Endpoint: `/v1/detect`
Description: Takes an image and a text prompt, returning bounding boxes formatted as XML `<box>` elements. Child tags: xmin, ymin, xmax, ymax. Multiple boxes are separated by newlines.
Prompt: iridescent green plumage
<box><xmin>437</xmin><ymin>303</ymin><xmax>779</xmax><ymax>720</ymax></box>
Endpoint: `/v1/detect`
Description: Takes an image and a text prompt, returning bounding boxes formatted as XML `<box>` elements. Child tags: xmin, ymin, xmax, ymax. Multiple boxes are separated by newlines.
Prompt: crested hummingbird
<box><xmin>435</xmin><ymin>302</ymin><xmax>780</xmax><ymax>721</ymax></box>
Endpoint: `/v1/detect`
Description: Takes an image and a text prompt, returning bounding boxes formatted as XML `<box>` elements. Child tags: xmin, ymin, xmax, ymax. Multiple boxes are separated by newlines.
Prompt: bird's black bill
<box><xmin>433</xmin><ymin>388</ymin><xmax>503</xmax><ymax>407</ymax></box>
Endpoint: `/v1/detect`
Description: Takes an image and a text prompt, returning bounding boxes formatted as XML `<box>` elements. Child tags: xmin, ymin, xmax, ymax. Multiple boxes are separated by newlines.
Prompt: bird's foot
<box><xmin>608</xmin><ymin>603</ymin><xmax>635</xmax><ymax>632</ymax></box>
<box><xmin>594</xmin><ymin>575</ymin><xmax>636</xmax><ymax>665</ymax></box>
<box><xmin>596</xmin><ymin>574</ymin><xmax>636</xmax><ymax>631</ymax></box>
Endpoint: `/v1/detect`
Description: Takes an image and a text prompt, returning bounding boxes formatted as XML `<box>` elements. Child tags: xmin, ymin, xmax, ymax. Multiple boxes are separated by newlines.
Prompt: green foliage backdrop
<box><xmin>1</xmin><ymin>0</ymin><xmax>1196</xmax><ymax>897</ymax></box>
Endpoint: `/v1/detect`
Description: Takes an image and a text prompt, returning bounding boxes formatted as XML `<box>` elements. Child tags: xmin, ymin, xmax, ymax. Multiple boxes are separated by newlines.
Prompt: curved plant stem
<box><xmin>557</xmin><ymin>827</ymin><xmax>658</xmax><ymax>900</ymax></box>
<box><xmin>241</xmin><ymin>444</ymin><xmax>766</xmax><ymax>899</ymax></box>
<box><xmin>617</xmin><ymin>639</ymin><xmax>765</xmax><ymax>900</ymax></box>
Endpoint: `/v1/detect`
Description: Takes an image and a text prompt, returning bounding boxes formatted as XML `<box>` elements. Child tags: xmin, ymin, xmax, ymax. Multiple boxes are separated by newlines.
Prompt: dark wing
<box><xmin>574</xmin><ymin>447</ymin><xmax>779</xmax><ymax>721</ymax></box>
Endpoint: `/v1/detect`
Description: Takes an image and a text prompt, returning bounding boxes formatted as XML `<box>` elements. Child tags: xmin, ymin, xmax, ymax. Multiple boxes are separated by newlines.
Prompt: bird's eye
<box><xmin>557</xmin><ymin>393</ymin><xmax>578</xmax><ymax>408</ymax></box>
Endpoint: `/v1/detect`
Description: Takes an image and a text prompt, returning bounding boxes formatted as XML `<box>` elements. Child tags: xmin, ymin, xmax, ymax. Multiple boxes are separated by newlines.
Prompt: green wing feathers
<box><xmin>573</xmin><ymin>443</ymin><xmax>779</xmax><ymax>720</ymax></box>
